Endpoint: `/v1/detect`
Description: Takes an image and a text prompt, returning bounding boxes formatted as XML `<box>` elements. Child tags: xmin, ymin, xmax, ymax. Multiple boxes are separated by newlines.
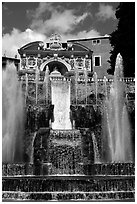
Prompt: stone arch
<box><xmin>40</xmin><ymin>58</ymin><xmax>71</xmax><ymax>75</ymax></box>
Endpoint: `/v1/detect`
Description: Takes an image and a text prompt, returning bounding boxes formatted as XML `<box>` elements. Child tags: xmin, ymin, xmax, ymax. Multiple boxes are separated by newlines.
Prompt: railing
<box><xmin>19</xmin><ymin>75</ymin><xmax>135</xmax><ymax>107</ymax></box>
<box><xmin>18</xmin><ymin>74</ymin><xmax>135</xmax><ymax>82</ymax></box>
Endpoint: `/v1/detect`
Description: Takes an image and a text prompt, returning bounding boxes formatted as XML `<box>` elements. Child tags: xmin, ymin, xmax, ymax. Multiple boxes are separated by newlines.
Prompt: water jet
<box><xmin>2</xmin><ymin>53</ymin><xmax>135</xmax><ymax>201</ymax></box>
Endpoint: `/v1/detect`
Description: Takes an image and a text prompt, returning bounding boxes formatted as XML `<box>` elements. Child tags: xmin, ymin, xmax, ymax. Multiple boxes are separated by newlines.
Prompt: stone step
<box><xmin>3</xmin><ymin>175</ymin><xmax>135</xmax><ymax>192</ymax></box>
<box><xmin>50</xmin><ymin>129</ymin><xmax>81</xmax><ymax>140</ymax></box>
<box><xmin>2</xmin><ymin>191</ymin><xmax>135</xmax><ymax>201</ymax></box>
<box><xmin>2</xmin><ymin>163</ymin><xmax>135</xmax><ymax>176</ymax></box>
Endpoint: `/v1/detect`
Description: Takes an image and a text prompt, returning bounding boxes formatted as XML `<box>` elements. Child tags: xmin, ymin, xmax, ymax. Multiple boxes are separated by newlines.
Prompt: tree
<box><xmin>108</xmin><ymin>3</ymin><xmax>135</xmax><ymax>77</ymax></box>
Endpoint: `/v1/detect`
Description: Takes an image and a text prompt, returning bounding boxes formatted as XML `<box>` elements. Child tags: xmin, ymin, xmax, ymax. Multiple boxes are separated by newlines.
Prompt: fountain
<box><xmin>44</xmin><ymin>66</ymin><xmax>49</xmax><ymax>104</ymax></box>
<box><xmin>103</xmin><ymin>54</ymin><xmax>133</xmax><ymax>162</ymax></box>
<box><xmin>50</xmin><ymin>70</ymin><xmax>72</xmax><ymax>130</ymax></box>
<box><xmin>2</xmin><ymin>55</ymin><xmax>135</xmax><ymax>201</ymax></box>
<box><xmin>35</xmin><ymin>66</ymin><xmax>39</xmax><ymax>105</ymax></box>
<box><xmin>84</xmin><ymin>67</ymin><xmax>88</xmax><ymax>104</ymax></box>
<box><xmin>92</xmin><ymin>132</ymin><xmax>100</xmax><ymax>163</ymax></box>
<box><xmin>25</xmin><ymin>72</ymin><xmax>28</xmax><ymax>103</ymax></box>
<box><xmin>75</xmin><ymin>66</ymin><xmax>79</xmax><ymax>105</ymax></box>
<box><xmin>48</xmin><ymin>129</ymin><xmax>83</xmax><ymax>175</ymax></box>
<box><xmin>93</xmin><ymin>72</ymin><xmax>98</xmax><ymax>106</ymax></box>
<box><xmin>2</xmin><ymin>63</ymin><xmax>24</xmax><ymax>163</ymax></box>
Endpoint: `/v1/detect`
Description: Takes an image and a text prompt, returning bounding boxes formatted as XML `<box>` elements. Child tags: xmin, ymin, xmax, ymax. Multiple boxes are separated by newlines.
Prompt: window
<box><xmin>97</xmin><ymin>39</ymin><xmax>101</xmax><ymax>44</ymax></box>
<box><xmin>94</xmin><ymin>56</ymin><xmax>101</xmax><ymax>66</ymax></box>
<box><xmin>47</xmin><ymin>43</ymin><xmax>50</xmax><ymax>48</ymax></box>
<box><xmin>92</xmin><ymin>39</ymin><xmax>101</xmax><ymax>45</ymax></box>
<box><xmin>92</xmin><ymin>40</ymin><xmax>97</xmax><ymax>45</ymax></box>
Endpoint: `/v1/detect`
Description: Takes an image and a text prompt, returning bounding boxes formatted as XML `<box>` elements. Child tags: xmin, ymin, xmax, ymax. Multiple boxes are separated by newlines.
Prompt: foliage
<box><xmin>108</xmin><ymin>3</ymin><xmax>135</xmax><ymax>77</ymax></box>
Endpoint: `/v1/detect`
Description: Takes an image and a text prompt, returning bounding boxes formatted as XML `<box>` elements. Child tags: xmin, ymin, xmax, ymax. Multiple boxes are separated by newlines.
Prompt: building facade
<box><xmin>17</xmin><ymin>34</ymin><xmax>112</xmax><ymax>78</ymax></box>
<box><xmin>18</xmin><ymin>34</ymin><xmax>93</xmax><ymax>77</ymax></box>
<box><xmin>68</xmin><ymin>35</ymin><xmax>112</xmax><ymax>78</ymax></box>
<box><xmin>2</xmin><ymin>34</ymin><xmax>112</xmax><ymax>78</ymax></box>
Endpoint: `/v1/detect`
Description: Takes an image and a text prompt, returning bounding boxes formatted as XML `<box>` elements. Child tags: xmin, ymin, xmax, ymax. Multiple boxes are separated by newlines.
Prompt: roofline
<box><xmin>67</xmin><ymin>35</ymin><xmax>110</xmax><ymax>42</ymax></box>
<box><xmin>2</xmin><ymin>56</ymin><xmax>20</xmax><ymax>61</ymax></box>
<box><xmin>19</xmin><ymin>41</ymin><xmax>43</xmax><ymax>50</ymax></box>
<box><xmin>72</xmin><ymin>42</ymin><xmax>92</xmax><ymax>52</ymax></box>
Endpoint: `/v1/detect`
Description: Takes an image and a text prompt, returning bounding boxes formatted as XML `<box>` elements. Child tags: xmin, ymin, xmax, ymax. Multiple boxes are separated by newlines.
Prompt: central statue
<box><xmin>50</xmin><ymin>70</ymin><xmax>72</xmax><ymax>130</ymax></box>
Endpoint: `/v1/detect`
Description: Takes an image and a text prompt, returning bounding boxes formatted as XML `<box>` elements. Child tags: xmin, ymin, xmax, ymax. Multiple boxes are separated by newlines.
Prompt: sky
<box><xmin>2</xmin><ymin>2</ymin><xmax>119</xmax><ymax>58</ymax></box>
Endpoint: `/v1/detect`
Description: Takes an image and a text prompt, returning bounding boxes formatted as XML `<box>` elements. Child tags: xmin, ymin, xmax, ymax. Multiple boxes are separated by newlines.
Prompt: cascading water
<box><xmin>49</xmin><ymin>130</ymin><xmax>83</xmax><ymax>175</ymax></box>
<box><xmin>103</xmin><ymin>53</ymin><xmax>133</xmax><ymax>162</ymax></box>
<box><xmin>93</xmin><ymin>72</ymin><xmax>98</xmax><ymax>105</ymax></box>
<box><xmin>84</xmin><ymin>67</ymin><xmax>88</xmax><ymax>104</ymax></box>
<box><xmin>30</xmin><ymin>132</ymin><xmax>37</xmax><ymax>164</ymax></box>
<box><xmin>103</xmin><ymin>76</ymin><xmax>108</xmax><ymax>99</ymax></box>
<box><xmin>75</xmin><ymin>67</ymin><xmax>79</xmax><ymax>105</ymax></box>
<box><xmin>35</xmin><ymin>66</ymin><xmax>39</xmax><ymax>104</ymax></box>
<box><xmin>25</xmin><ymin>73</ymin><xmax>28</xmax><ymax>103</ymax></box>
<box><xmin>44</xmin><ymin>66</ymin><xmax>49</xmax><ymax>104</ymax></box>
<box><xmin>92</xmin><ymin>133</ymin><xmax>100</xmax><ymax>163</ymax></box>
<box><xmin>2</xmin><ymin>63</ymin><xmax>24</xmax><ymax>163</ymax></box>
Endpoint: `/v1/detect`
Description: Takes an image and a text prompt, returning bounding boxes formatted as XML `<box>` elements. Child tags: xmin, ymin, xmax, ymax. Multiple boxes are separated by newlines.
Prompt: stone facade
<box><xmin>18</xmin><ymin>34</ymin><xmax>93</xmax><ymax>77</ymax></box>
<box><xmin>68</xmin><ymin>35</ymin><xmax>112</xmax><ymax>78</ymax></box>
<box><xmin>2</xmin><ymin>34</ymin><xmax>130</xmax><ymax>79</ymax></box>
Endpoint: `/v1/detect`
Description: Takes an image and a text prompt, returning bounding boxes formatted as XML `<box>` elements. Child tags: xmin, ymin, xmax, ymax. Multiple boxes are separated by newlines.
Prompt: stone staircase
<box><xmin>2</xmin><ymin>163</ymin><xmax>135</xmax><ymax>201</ymax></box>
<box><xmin>2</xmin><ymin>128</ymin><xmax>135</xmax><ymax>201</ymax></box>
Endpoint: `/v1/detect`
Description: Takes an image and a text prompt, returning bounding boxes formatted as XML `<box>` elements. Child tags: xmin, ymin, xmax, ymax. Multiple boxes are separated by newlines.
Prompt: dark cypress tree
<box><xmin>108</xmin><ymin>2</ymin><xmax>135</xmax><ymax>77</ymax></box>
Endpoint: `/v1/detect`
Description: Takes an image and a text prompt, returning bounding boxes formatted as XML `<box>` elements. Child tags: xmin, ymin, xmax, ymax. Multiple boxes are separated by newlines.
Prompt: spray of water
<box><xmin>104</xmin><ymin>54</ymin><xmax>133</xmax><ymax>162</ymax></box>
<box><xmin>30</xmin><ymin>132</ymin><xmax>37</xmax><ymax>163</ymax></box>
<box><xmin>84</xmin><ymin>67</ymin><xmax>88</xmax><ymax>104</ymax></box>
<box><xmin>25</xmin><ymin>73</ymin><xmax>28</xmax><ymax>103</ymax></box>
<box><xmin>103</xmin><ymin>76</ymin><xmax>108</xmax><ymax>99</ymax></box>
<box><xmin>44</xmin><ymin>66</ymin><xmax>49</xmax><ymax>104</ymax></box>
<box><xmin>49</xmin><ymin>130</ymin><xmax>83</xmax><ymax>175</ymax></box>
<box><xmin>2</xmin><ymin>63</ymin><xmax>24</xmax><ymax>163</ymax></box>
<box><xmin>92</xmin><ymin>133</ymin><xmax>100</xmax><ymax>163</ymax></box>
<box><xmin>35</xmin><ymin>66</ymin><xmax>39</xmax><ymax>104</ymax></box>
<box><xmin>75</xmin><ymin>67</ymin><xmax>79</xmax><ymax>105</ymax></box>
<box><xmin>93</xmin><ymin>72</ymin><xmax>98</xmax><ymax>106</ymax></box>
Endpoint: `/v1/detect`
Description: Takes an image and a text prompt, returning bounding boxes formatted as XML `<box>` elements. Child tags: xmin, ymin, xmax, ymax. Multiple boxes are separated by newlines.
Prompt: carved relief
<box><xmin>85</xmin><ymin>59</ymin><xmax>91</xmax><ymax>70</ymax></box>
<box><xmin>75</xmin><ymin>57</ymin><xmax>84</xmax><ymax>69</ymax></box>
<box><xmin>21</xmin><ymin>58</ymin><xmax>27</xmax><ymax>69</ymax></box>
<box><xmin>28</xmin><ymin>57</ymin><xmax>37</xmax><ymax>68</ymax></box>
<box><xmin>37</xmin><ymin>58</ymin><xmax>42</xmax><ymax>68</ymax></box>
<box><xmin>49</xmin><ymin>34</ymin><xmax>62</xmax><ymax>50</ymax></box>
<box><xmin>70</xmin><ymin>59</ymin><xmax>75</xmax><ymax>70</ymax></box>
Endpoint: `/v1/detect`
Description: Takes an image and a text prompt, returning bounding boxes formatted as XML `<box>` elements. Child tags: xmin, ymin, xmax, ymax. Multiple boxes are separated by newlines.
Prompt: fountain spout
<box><xmin>2</xmin><ymin>63</ymin><xmax>24</xmax><ymax>163</ymax></box>
<box><xmin>103</xmin><ymin>53</ymin><xmax>133</xmax><ymax>162</ymax></box>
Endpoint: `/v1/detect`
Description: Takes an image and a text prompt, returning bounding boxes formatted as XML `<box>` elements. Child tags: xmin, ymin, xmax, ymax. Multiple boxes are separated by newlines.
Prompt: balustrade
<box><xmin>19</xmin><ymin>74</ymin><xmax>135</xmax><ymax>107</ymax></box>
